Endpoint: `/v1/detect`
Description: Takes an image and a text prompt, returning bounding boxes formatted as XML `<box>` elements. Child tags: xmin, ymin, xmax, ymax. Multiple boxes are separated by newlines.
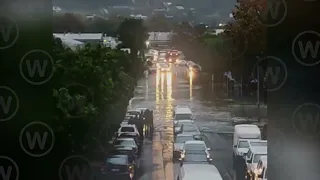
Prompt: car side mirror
<box><xmin>233</xmin><ymin>145</ymin><xmax>237</xmax><ymax>148</ymax></box>
<box><xmin>209</xmin><ymin>158</ymin><xmax>213</xmax><ymax>161</ymax></box>
<box><xmin>207</xmin><ymin>148</ymin><xmax>211</xmax><ymax>151</ymax></box>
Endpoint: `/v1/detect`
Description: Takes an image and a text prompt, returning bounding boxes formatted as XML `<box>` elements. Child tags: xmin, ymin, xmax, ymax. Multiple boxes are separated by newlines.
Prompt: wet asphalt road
<box><xmin>130</xmin><ymin>64</ymin><xmax>235</xmax><ymax>180</ymax></box>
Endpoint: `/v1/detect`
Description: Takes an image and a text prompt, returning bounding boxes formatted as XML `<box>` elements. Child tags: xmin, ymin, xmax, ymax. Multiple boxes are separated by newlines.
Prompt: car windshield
<box><xmin>238</xmin><ymin>141</ymin><xmax>249</xmax><ymax>148</ymax></box>
<box><xmin>106</xmin><ymin>157</ymin><xmax>127</xmax><ymax>165</ymax></box>
<box><xmin>114</xmin><ymin>140</ymin><xmax>135</xmax><ymax>146</ymax></box>
<box><xmin>121</xmin><ymin>127</ymin><xmax>134</xmax><ymax>132</ymax></box>
<box><xmin>119</xmin><ymin>134</ymin><xmax>138</xmax><ymax>138</ymax></box>
<box><xmin>175</xmin><ymin>136</ymin><xmax>194</xmax><ymax>143</ymax></box>
<box><xmin>175</xmin><ymin>114</ymin><xmax>192</xmax><ymax>120</ymax></box>
<box><xmin>250</xmin><ymin>142</ymin><xmax>267</xmax><ymax>146</ymax></box>
<box><xmin>185</xmin><ymin>144</ymin><xmax>206</xmax><ymax>151</ymax></box>
<box><xmin>184</xmin><ymin>153</ymin><xmax>208</xmax><ymax>163</ymax></box>
<box><xmin>253</xmin><ymin>154</ymin><xmax>267</xmax><ymax>163</ymax></box>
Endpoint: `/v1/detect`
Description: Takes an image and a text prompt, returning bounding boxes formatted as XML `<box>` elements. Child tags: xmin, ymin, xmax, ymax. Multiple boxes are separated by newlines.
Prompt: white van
<box><xmin>177</xmin><ymin>164</ymin><xmax>223</xmax><ymax>180</ymax></box>
<box><xmin>173</xmin><ymin>106</ymin><xmax>194</xmax><ymax>122</ymax></box>
<box><xmin>233</xmin><ymin>125</ymin><xmax>261</xmax><ymax>163</ymax></box>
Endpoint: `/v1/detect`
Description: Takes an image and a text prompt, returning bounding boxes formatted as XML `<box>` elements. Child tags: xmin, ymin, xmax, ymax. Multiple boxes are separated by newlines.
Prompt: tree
<box><xmin>116</xmin><ymin>18</ymin><xmax>149</xmax><ymax>77</ymax></box>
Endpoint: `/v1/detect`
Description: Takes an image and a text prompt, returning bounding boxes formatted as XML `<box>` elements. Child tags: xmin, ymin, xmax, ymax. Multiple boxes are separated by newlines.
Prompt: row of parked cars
<box><xmin>172</xmin><ymin>105</ymin><xmax>224</xmax><ymax>180</ymax></box>
<box><xmin>101</xmin><ymin>108</ymin><xmax>148</xmax><ymax>180</ymax></box>
<box><xmin>233</xmin><ymin>124</ymin><xmax>267</xmax><ymax>180</ymax></box>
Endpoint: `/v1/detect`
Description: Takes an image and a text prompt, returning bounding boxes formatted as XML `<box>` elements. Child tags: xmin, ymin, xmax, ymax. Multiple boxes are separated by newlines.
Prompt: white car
<box><xmin>117</xmin><ymin>124</ymin><xmax>140</xmax><ymax>136</ymax></box>
<box><xmin>181</xmin><ymin>140</ymin><xmax>211</xmax><ymax>159</ymax></box>
<box><xmin>113</xmin><ymin>138</ymin><xmax>138</xmax><ymax>154</ymax></box>
<box><xmin>246</xmin><ymin>146</ymin><xmax>267</xmax><ymax>178</ymax></box>
<box><xmin>173</xmin><ymin>134</ymin><xmax>198</xmax><ymax>158</ymax></box>
<box><xmin>177</xmin><ymin>164</ymin><xmax>223</xmax><ymax>180</ymax></box>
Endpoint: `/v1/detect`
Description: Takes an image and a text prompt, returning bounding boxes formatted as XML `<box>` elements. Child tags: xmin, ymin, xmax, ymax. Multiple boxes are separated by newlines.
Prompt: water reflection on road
<box><xmin>132</xmin><ymin>65</ymin><xmax>234</xmax><ymax>180</ymax></box>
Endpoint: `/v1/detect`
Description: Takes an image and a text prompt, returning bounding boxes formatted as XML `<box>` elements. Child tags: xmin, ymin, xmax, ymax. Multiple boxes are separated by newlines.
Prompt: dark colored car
<box><xmin>166</xmin><ymin>50</ymin><xmax>179</xmax><ymax>63</ymax></box>
<box><xmin>101</xmin><ymin>154</ymin><xmax>135</xmax><ymax>180</ymax></box>
<box><xmin>111</xmin><ymin>146</ymin><xmax>139</xmax><ymax>168</ymax></box>
<box><xmin>118</xmin><ymin>132</ymin><xmax>141</xmax><ymax>147</ymax></box>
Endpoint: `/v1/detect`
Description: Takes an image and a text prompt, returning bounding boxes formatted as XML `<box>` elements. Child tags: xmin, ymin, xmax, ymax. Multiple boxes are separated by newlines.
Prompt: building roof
<box><xmin>53</xmin><ymin>33</ymin><xmax>103</xmax><ymax>40</ymax></box>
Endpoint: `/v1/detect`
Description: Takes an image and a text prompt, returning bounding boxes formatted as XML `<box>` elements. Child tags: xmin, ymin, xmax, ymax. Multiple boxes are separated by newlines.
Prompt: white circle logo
<box><xmin>19</xmin><ymin>121</ymin><xmax>55</xmax><ymax>157</ymax></box>
<box><xmin>292</xmin><ymin>103</ymin><xmax>320</xmax><ymax>138</ymax></box>
<box><xmin>292</xmin><ymin>31</ymin><xmax>320</xmax><ymax>66</ymax></box>
<box><xmin>59</xmin><ymin>155</ymin><xmax>93</xmax><ymax>180</ymax></box>
<box><xmin>257</xmin><ymin>0</ymin><xmax>288</xmax><ymax>27</ymax></box>
<box><xmin>57</xmin><ymin>83</ymin><xmax>94</xmax><ymax>118</ymax></box>
<box><xmin>19</xmin><ymin>49</ymin><xmax>54</xmax><ymax>85</ymax></box>
<box><xmin>0</xmin><ymin>156</ymin><xmax>19</xmax><ymax>180</ymax></box>
<box><xmin>0</xmin><ymin>86</ymin><xmax>19</xmax><ymax>121</ymax></box>
<box><xmin>0</xmin><ymin>16</ymin><xmax>19</xmax><ymax>49</ymax></box>
<box><xmin>251</xmin><ymin>56</ymin><xmax>288</xmax><ymax>91</ymax></box>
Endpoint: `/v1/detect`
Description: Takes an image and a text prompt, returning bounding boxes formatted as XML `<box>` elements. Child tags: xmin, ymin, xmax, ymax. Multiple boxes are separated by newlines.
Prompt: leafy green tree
<box><xmin>116</xmin><ymin>18</ymin><xmax>149</xmax><ymax>78</ymax></box>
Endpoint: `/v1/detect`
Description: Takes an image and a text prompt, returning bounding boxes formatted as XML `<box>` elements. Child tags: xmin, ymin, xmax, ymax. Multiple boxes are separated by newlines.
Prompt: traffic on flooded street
<box><xmin>100</xmin><ymin>49</ymin><xmax>268</xmax><ymax>180</ymax></box>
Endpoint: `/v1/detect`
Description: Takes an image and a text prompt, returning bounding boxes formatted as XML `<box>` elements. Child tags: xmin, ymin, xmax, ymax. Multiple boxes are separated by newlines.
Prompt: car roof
<box><xmin>120</xmin><ymin>124</ymin><xmax>136</xmax><ymax>127</ymax></box>
<box><xmin>185</xmin><ymin>140</ymin><xmax>205</xmax><ymax>144</ymax></box>
<box><xmin>177</xmin><ymin>133</ymin><xmax>194</xmax><ymax>137</ymax></box>
<box><xmin>182</xmin><ymin>164</ymin><xmax>222</xmax><ymax>180</ymax></box>
<box><xmin>250</xmin><ymin>146</ymin><xmax>267</xmax><ymax>153</ymax></box>
<box><xmin>248</xmin><ymin>139</ymin><xmax>267</xmax><ymax>143</ymax></box>
<box><xmin>175</xmin><ymin>107</ymin><xmax>192</xmax><ymax>114</ymax></box>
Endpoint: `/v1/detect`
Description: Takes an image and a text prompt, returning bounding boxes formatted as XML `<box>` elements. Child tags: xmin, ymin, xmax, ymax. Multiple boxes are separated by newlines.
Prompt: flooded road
<box><xmin>132</xmin><ymin>64</ymin><xmax>234</xmax><ymax>180</ymax></box>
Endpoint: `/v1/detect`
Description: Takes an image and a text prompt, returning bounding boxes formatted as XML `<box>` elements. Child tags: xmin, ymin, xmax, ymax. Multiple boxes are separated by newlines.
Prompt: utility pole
<box><xmin>240</xmin><ymin>76</ymin><xmax>243</xmax><ymax>97</ymax></box>
<box><xmin>212</xmin><ymin>74</ymin><xmax>214</xmax><ymax>92</ymax></box>
<box><xmin>257</xmin><ymin>66</ymin><xmax>260</xmax><ymax>122</ymax></box>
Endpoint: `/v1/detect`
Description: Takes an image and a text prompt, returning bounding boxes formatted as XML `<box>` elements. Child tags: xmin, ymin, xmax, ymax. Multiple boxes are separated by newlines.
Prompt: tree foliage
<box><xmin>51</xmin><ymin>18</ymin><xmax>146</xmax><ymax>156</ymax></box>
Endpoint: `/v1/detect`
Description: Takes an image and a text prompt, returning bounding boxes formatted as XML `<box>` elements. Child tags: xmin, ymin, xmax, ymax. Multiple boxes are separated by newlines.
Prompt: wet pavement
<box><xmin>130</xmin><ymin>64</ymin><xmax>235</xmax><ymax>180</ymax></box>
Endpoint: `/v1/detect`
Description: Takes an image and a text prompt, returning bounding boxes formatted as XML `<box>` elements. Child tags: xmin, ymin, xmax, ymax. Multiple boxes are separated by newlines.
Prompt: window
<box><xmin>107</xmin><ymin>157</ymin><xmax>127</xmax><ymax>165</ymax></box>
<box><xmin>238</xmin><ymin>141</ymin><xmax>249</xmax><ymax>148</ymax></box>
<box><xmin>175</xmin><ymin>136</ymin><xmax>194</xmax><ymax>143</ymax></box>
<box><xmin>185</xmin><ymin>144</ymin><xmax>206</xmax><ymax>151</ymax></box>
<box><xmin>175</xmin><ymin>114</ymin><xmax>192</xmax><ymax>120</ymax></box>
<box><xmin>184</xmin><ymin>153</ymin><xmax>208</xmax><ymax>162</ymax></box>
<box><xmin>183</xmin><ymin>125</ymin><xmax>198</xmax><ymax>132</ymax></box>
<box><xmin>114</xmin><ymin>140</ymin><xmax>135</xmax><ymax>146</ymax></box>
<box><xmin>121</xmin><ymin>127</ymin><xmax>134</xmax><ymax>132</ymax></box>
<box><xmin>253</xmin><ymin>154</ymin><xmax>266</xmax><ymax>163</ymax></box>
